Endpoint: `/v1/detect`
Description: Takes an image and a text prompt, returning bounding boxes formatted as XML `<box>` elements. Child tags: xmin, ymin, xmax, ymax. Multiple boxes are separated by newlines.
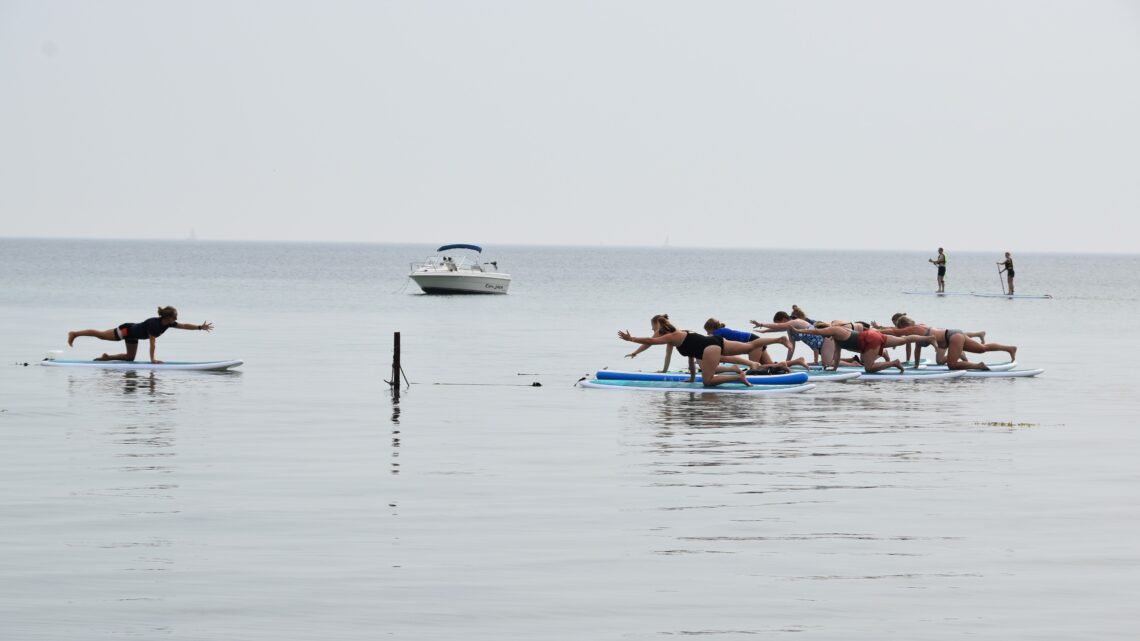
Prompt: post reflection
<box><xmin>389</xmin><ymin>391</ymin><xmax>401</xmax><ymax>475</ymax></box>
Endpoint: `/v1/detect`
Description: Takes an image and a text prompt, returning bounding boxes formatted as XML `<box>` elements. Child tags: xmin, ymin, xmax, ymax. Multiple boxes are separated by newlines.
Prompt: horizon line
<box><xmin>1</xmin><ymin>235</ymin><xmax>1137</xmax><ymax>256</ymax></box>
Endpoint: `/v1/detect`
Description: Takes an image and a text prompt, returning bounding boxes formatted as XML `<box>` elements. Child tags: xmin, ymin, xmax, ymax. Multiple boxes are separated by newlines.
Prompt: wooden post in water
<box><xmin>390</xmin><ymin>332</ymin><xmax>401</xmax><ymax>389</ymax></box>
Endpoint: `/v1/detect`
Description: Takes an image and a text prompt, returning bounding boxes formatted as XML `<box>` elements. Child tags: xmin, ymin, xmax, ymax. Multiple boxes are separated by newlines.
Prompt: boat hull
<box><xmin>410</xmin><ymin>272</ymin><xmax>511</xmax><ymax>294</ymax></box>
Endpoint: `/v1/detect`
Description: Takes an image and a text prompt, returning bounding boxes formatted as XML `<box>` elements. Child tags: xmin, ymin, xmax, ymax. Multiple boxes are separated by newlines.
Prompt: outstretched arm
<box><xmin>877</xmin><ymin>326</ymin><xmax>925</xmax><ymax>337</ymax></box>
<box><xmin>796</xmin><ymin>326</ymin><xmax>835</xmax><ymax>337</ymax></box>
<box><xmin>175</xmin><ymin>321</ymin><xmax>214</xmax><ymax>332</ymax></box>
<box><xmin>755</xmin><ymin>321</ymin><xmax>799</xmax><ymax>332</ymax></box>
<box><xmin>618</xmin><ymin>330</ymin><xmax>673</xmax><ymax>346</ymax></box>
<box><xmin>625</xmin><ymin>342</ymin><xmax>652</xmax><ymax>359</ymax></box>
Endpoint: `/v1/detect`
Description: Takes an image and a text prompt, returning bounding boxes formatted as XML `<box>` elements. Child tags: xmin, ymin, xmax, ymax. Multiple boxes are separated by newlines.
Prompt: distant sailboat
<box><xmin>663</xmin><ymin>234</ymin><xmax>670</xmax><ymax>248</ymax></box>
<box><xmin>187</xmin><ymin>227</ymin><xmax>197</xmax><ymax>241</ymax></box>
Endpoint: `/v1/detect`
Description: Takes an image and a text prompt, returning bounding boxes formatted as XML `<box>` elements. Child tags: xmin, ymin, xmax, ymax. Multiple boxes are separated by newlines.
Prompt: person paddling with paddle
<box><xmin>997</xmin><ymin>252</ymin><xmax>1015</xmax><ymax>294</ymax></box>
<box><xmin>929</xmin><ymin>248</ymin><xmax>947</xmax><ymax>293</ymax></box>
<box><xmin>68</xmin><ymin>306</ymin><xmax>214</xmax><ymax>363</ymax></box>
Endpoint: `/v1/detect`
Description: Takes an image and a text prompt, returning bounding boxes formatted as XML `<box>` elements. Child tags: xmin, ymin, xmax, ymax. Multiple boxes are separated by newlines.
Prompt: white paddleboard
<box><xmin>902</xmin><ymin>291</ymin><xmax>974</xmax><ymax>296</ymax></box>
<box><xmin>972</xmin><ymin>292</ymin><xmax>1053</xmax><ymax>299</ymax></box>
<box><xmin>806</xmin><ymin>370</ymin><xmax>862</xmax><ymax>382</ymax></box>
<box><xmin>857</xmin><ymin>370</ymin><xmax>966</xmax><ymax>381</ymax></box>
<box><xmin>40</xmin><ymin>359</ymin><xmax>243</xmax><ymax>371</ymax></box>
<box><xmin>921</xmin><ymin>361</ymin><xmax>1017</xmax><ymax>372</ymax></box>
<box><xmin>960</xmin><ymin>368</ymin><xmax>1044</xmax><ymax>378</ymax></box>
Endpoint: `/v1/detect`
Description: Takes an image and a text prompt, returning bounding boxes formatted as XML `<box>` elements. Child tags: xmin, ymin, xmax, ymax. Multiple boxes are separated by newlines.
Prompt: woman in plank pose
<box><xmin>874</xmin><ymin>312</ymin><xmax>987</xmax><ymax>365</ymax></box>
<box><xmin>792</xmin><ymin>321</ymin><xmax>932</xmax><ymax>373</ymax></box>
<box><xmin>874</xmin><ymin>315</ymin><xmax>1014</xmax><ymax>370</ymax></box>
<box><xmin>752</xmin><ymin>305</ymin><xmax>826</xmax><ymax>365</ymax></box>
<box><xmin>703</xmin><ymin>318</ymin><xmax>805</xmax><ymax>373</ymax></box>
<box><xmin>68</xmin><ymin>306</ymin><xmax>214</xmax><ymax>364</ymax></box>
<box><xmin>624</xmin><ymin>314</ymin><xmax>787</xmax><ymax>373</ymax></box>
<box><xmin>997</xmin><ymin>252</ymin><xmax>1015</xmax><ymax>294</ymax></box>
<box><xmin>618</xmin><ymin>315</ymin><xmax>785</xmax><ymax>387</ymax></box>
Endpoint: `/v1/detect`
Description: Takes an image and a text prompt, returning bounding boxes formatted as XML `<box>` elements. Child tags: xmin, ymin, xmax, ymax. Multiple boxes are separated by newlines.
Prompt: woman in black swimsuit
<box><xmin>68</xmin><ymin>306</ymin><xmax>214</xmax><ymax>363</ymax></box>
<box><xmin>618</xmin><ymin>315</ymin><xmax>774</xmax><ymax>387</ymax></box>
<box><xmin>625</xmin><ymin>314</ymin><xmax>788</xmax><ymax>373</ymax></box>
<box><xmin>997</xmin><ymin>252</ymin><xmax>1015</xmax><ymax>294</ymax></box>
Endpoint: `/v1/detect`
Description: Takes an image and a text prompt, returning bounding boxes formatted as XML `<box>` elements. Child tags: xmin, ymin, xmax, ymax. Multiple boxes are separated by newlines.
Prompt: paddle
<box><xmin>998</xmin><ymin>265</ymin><xmax>1006</xmax><ymax>295</ymax></box>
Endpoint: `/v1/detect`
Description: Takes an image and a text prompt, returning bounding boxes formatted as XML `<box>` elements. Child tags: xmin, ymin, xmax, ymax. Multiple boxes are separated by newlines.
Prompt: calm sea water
<box><xmin>1</xmin><ymin>238</ymin><xmax>1137</xmax><ymax>640</ymax></box>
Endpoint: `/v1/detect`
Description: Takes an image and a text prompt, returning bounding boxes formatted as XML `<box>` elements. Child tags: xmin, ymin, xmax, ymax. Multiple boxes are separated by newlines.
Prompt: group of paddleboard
<box><xmin>928</xmin><ymin>248</ymin><xmax>1021</xmax><ymax>295</ymax></box>
<box><xmin>617</xmin><ymin>306</ymin><xmax>1019</xmax><ymax>389</ymax></box>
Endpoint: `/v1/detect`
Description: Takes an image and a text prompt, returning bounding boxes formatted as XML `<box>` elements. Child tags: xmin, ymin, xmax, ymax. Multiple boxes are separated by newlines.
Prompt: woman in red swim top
<box><xmin>618</xmin><ymin>314</ymin><xmax>784</xmax><ymax>387</ymax></box>
<box><xmin>67</xmin><ymin>306</ymin><xmax>214</xmax><ymax>364</ymax></box>
<box><xmin>794</xmin><ymin>321</ymin><xmax>931</xmax><ymax>373</ymax></box>
<box><xmin>874</xmin><ymin>315</ymin><xmax>1016</xmax><ymax>371</ymax></box>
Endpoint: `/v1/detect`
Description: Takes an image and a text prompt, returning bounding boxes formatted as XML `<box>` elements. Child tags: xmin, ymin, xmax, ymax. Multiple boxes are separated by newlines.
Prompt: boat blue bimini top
<box><xmin>437</xmin><ymin>244</ymin><xmax>482</xmax><ymax>253</ymax></box>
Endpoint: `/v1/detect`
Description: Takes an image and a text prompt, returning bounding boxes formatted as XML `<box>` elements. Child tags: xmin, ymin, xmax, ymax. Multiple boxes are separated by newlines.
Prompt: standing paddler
<box><xmin>929</xmin><ymin>247</ymin><xmax>947</xmax><ymax>293</ymax></box>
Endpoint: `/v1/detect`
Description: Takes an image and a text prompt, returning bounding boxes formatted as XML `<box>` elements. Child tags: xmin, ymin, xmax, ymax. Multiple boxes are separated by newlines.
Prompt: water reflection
<box><xmin>611</xmin><ymin>384</ymin><xmax>979</xmax><ymax>588</ymax></box>
<box><xmin>59</xmin><ymin>370</ymin><xmax>239</xmax><ymax>635</ymax></box>
<box><xmin>390</xmin><ymin>393</ymin><xmax>402</xmax><ymax>475</ymax></box>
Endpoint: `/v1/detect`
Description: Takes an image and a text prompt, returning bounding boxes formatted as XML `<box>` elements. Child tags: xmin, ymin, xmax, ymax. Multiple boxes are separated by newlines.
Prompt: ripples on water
<box><xmin>1</xmin><ymin>240</ymin><xmax>1138</xmax><ymax>639</ymax></box>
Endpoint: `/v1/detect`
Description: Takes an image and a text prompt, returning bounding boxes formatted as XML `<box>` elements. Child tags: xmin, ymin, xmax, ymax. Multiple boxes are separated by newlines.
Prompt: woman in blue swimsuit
<box><xmin>703</xmin><ymin>318</ymin><xmax>805</xmax><ymax>373</ymax></box>
<box><xmin>68</xmin><ymin>306</ymin><xmax>214</xmax><ymax>363</ymax></box>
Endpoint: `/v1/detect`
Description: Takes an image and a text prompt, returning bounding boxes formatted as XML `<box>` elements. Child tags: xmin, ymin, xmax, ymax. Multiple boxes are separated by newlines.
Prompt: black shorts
<box><xmin>937</xmin><ymin>266</ymin><xmax>946</xmax><ymax>277</ymax></box>
<box><xmin>1007</xmin><ymin>269</ymin><xmax>1015</xmax><ymax>278</ymax></box>
<box><xmin>114</xmin><ymin>323</ymin><xmax>138</xmax><ymax>344</ymax></box>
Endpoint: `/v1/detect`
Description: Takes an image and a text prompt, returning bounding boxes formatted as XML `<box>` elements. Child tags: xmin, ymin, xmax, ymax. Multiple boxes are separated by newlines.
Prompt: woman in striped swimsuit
<box><xmin>752</xmin><ymin>311</ymin><xmax>825</xmax><ymax>365</ymax></box>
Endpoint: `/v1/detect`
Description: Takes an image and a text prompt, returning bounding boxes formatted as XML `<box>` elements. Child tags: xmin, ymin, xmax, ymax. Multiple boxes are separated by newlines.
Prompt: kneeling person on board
<box><xmin>68</xmin><ymin>306</ymin><xmax>214</xmax><ymax>363</ymax></box>
<box><xmin>703</xmin><ymin>318</ymin><xmax>802</xmax><ymax>373</ymax></box>
<box><xmin>618</xmin><ymin>315</ymin><xmax>765</xmax><ymax>388</ymax></box>
<box><xmin>625</xmin><ymin>314</ymin><xmax>761</xmax><ymax>373</ymax></box>
<box><xmin>795</xmin><ymin>321</ymin><xmax>931</xmax><ymax>373</ymax></box>
<box><xmin>874</xmin><ymin>313</ymin><xmax>987</xmax><ymax>366</ymax></box>
<box><xmin>875</xmin><ymin>316</ymin><xmax>1015</xmax><ymax>370</ymax></box>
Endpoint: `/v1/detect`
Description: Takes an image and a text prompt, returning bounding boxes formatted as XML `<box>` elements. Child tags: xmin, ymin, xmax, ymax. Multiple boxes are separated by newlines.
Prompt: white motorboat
<box><xmin>408</xmin><ymin>244</ymin><xmax>511</xmax><ymax>294</ymax></box>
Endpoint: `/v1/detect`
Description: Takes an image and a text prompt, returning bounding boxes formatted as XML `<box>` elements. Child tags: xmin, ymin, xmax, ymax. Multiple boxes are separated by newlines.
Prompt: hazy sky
<box><xmin>2</xmin><ymin>1</ymin><xmax>1138</xmax><ymax>251</ymax></box>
